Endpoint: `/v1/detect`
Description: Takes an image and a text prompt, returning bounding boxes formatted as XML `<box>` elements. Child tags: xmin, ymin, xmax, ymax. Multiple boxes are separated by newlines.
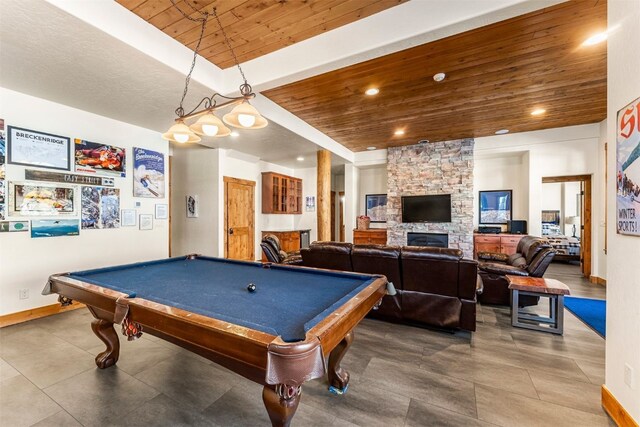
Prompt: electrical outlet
<box><xmin>19</xmin><ymin>289</ymin><xmax>29</xmax><ymax>300</ymax></box>
<box><xmin>624</xmin><ymin>364</ymin><xmax>635</xmax><ymax>389</ymax></box>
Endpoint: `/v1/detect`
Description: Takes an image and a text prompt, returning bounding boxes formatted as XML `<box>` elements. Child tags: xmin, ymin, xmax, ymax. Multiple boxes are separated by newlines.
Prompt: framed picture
<box><xmin>139</xmin><ymin>214</ymin><xmax>153</xmax><ymax>230</ymax></box>
<box><xmin>9</xmin><ymin>182</ymin><xmax>77</xmax><ymax>216</ymax></box>
<box><xmin>305</xmin><ymin>196</ymin><xmax>315</xmax><ymax>212</ymax></box>
<box><xmin>74</xmin><ymin>139</ymin><xmax>126</xmax><ymax>177</ymax></box>
<box><xmin>8</xmin><ymin>126</ymin><xmax>71</xmax><ymax>170</ymax></box>
<box><xmin>133</xmin><ymin>147</ymin><xmax>165</xmax><ymax>198</ymax></box>
<box><xmin>616</xmin><ymin>95</ymin><xmax>640</xmax><ymax>236</ymax></box>
<box><xmin>121</xmin><ymin>209</ymin><xmax>136</xmax><ymax>227</ymax></box>
<box><xmin>186</xmin><ymin>195</ymin><xmax>198</xmax><ymax>218</ymax></box>
<box><xmin>155</xmin><ymin>204</ymin><xmax>168</xmax><ymax>219</ymax></box>
<box><xmin>365</xmin><ymin>194</ymin><xmax>387</xmax><ymax>223</ymax></box>
<box><xmin>479</xmin><ymin>190</ymin><xmax>512</xmax><ymax>224</ymax></box>
<box><xmin>81</xmin><ymin>187</ymin><xmax>120</xmax><ymax>229</ymax></box>
<box><xmin>31</xmin><ymin>219</ymin><xmax>79</xmax><ymax>238</ymax></box>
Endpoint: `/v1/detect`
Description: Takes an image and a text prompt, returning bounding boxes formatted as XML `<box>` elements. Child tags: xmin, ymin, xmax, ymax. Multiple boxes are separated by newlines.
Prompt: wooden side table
<box><xmin>506</xmin><ymin>276</ymin><xmax>571</xmax><ymax>335</ymax></box>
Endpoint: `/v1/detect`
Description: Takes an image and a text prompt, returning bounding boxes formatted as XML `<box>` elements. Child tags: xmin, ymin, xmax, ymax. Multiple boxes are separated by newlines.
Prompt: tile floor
<box><xmin>0</xmin><ymin>263</ymin><xmax>611</xmax><ymax>426</ymax></box>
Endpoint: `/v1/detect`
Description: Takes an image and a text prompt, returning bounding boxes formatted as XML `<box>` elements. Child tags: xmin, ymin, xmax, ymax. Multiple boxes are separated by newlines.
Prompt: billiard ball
<box><xmin>247</xmin><ymin>283</ymin><xmax>257</xmax><ymax>293</ymax></box>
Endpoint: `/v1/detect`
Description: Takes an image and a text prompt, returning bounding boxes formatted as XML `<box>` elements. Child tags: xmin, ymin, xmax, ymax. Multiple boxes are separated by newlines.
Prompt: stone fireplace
<box><xmin>387</xmin><ymin>139</ymin><xmax>474</xmax><ymax>258</ymax></box>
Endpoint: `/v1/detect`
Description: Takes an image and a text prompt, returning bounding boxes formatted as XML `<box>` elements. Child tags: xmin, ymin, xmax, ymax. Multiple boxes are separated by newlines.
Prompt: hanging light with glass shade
<box><xmin>162</xmin><ymin>1</ymin><xmax>267</xmax><ymax>144</ymax></box>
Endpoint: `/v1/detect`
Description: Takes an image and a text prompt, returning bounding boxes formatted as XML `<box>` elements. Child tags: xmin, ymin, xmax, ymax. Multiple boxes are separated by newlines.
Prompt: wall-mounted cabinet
<box><xmin>262</xmin><ymin>172</ymin><xmax>302</xmax><ymax>214</ymax></box>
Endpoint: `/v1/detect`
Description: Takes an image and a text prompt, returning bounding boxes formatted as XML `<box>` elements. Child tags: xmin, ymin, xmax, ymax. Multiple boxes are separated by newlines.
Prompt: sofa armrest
<box><xmin>282</xmin><ymin>255</ymin><xmax>303</xmax><ymax>265</ymax></box>
<box><xmin>477</xmin><ymin>252</ymin><xmax>509</xmax><ymax>263</ymax></box>
<box><xmin>479</xmin><ymin>262</ymin><xmax>529</xmax><ymax>276</ymax></box>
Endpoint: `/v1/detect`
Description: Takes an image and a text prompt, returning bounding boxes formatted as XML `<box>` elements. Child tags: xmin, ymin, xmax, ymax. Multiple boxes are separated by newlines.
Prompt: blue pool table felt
<box><xmin>68</xmin><ymin>257</ymin><xmax>379</xmax><ymax>342</ymax></box>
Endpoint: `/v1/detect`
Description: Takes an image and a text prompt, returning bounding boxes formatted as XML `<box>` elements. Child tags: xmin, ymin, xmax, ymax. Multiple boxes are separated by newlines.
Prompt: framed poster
<box><xmin>155</xmin><ymin>204</ymin><xmax>168</xmax><ymax>219</ymax></box>
<box><xmin>81</xmin><ymin>187</ymin><xmax>120</xmax><ymax>229</ymax></box>
<box><xmin>616</xmin><ymin>95</ymin><xmax>640</xmax><ymax>236</ymax></box>
<box><xmin>121</xmin><ymin>209</ymin><xmax>136</xmax><ymax>227</ymax></box>
<box><xmin>365</xmin><ymin>194</ymin><xmax>387</xmax><ymax>222</ymax></box>
<box><xmin>479</xmin><ymin>190</ymin><xmax>512</xmax><ymax>224</ymax></box>
<box><xmin>74</xmin><ymin>139</ymin><xmax>126</xmax><ymax>177</ymax></box>
<box><xmin>139</xmin><ymin>214</ymin><xmax>153</xmax><ymax>230</ymax></box>
<box><xmin>8</xmin><ymin>126</ymin><xmax>70</xmax><ymax>170</ymax></box>
<box><xmin>9</xmin><ymin>182</ymin><xmax>77</xmax><ymax>216</ymax></box>
<box><xmin>31</xmin><ymin>219</ymin><xmax>80</xmax><ymax>238</ymax></box>
<box><xmin>186</xmin><ymin>195</ymin><xmax>198</xmax><ymax>218</ymax></box>
<box><xmin>133</xmin><ymin>147</ymin><xmax>165</xmax><ymax>198</ymax></box>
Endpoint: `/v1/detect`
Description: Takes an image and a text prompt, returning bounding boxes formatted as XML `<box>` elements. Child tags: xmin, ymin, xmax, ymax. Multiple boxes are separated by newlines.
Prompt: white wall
<box><xmin>474</xmin><ymin>152</ymin><xmax>529</xmax><ymax>231</ymax></box>
<box><xmin>170</xmin><ymin>146</ymin><xmax>220</xmax><ymax>257</ymax></box>
<box><xmin>0</xmin><ymin>88</ymin><xmax>169</xmax><ymax>315</ymax></box>
<box><xmin>606</xmin><ymin>0</ymin><xmax>640</xmax><ymax>421</ymax></box>
<box><xmin>357</xmin><ymin>164</ymin><xmax>387</xmax><ymax>229</ymax></box>
<box><xmin>171</xmin><ymin>148</ymin><xmax>317</xmax><ymax>259</ymax></box>
<box><xmin>293</xmin><ymin>167</ymin><xmax>318</xmax><ymax>243</ymax></box>
<box><xmin>541</xmin><ymin>183</ymin><xmax>562</xmax><ymax>211</ymax></box>
<box><xmin>474</xmin><ymin>124</ymin><xmax>605</xmax><ymax>278</ymax></box>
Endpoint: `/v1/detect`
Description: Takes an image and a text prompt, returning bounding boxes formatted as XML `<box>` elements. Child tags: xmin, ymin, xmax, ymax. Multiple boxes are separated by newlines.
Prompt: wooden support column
<box><xmin>317</xmin><ymin>150</ymin><xmax>331</xmax><ymax>241</ymax></box>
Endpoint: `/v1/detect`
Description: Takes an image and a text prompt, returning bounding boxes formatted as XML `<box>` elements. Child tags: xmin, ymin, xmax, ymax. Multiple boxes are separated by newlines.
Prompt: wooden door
<box><xmin>224</xmin><ymin>177</ymin><xmax>255</xmax><ymax>261</ymax></box>
<box><xmin>339</xmin><ymin>191</ymin><xmax>345</xmax><ymax>242</ymax></box>
<box><xmin>331</xmin><ymin>191</ymin><xmax>336</xmax><ymax>241</ymax></box>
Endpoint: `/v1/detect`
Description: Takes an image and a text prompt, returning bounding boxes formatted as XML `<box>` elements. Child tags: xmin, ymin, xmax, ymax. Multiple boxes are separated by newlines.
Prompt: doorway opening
<box><xmin>541</xmin><ymin>175</ymin><xmax>592</xmax><ymax>279</ymax></box>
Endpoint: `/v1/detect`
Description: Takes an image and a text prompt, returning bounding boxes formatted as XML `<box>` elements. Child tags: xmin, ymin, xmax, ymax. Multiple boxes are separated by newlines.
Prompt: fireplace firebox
<box><xmin>407</xmin><ymin>232</ymin><xmax>449</xmax><ymax>248</ymax></box>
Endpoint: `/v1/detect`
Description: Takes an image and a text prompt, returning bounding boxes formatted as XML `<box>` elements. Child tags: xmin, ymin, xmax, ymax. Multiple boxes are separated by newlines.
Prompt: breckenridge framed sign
<box><xmin>8</xmin><ymin>126</ymin><xmax>71</xmax><ymax>171</ymax></box>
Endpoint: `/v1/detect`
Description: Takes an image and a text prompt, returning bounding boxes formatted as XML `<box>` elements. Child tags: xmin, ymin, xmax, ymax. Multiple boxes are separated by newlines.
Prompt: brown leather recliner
<box><xmin>260</xmin><ymin>234</ymin><xmax>303</xmax><ymax>265</ymax></box>
<box><xmin>478</xmin><ymin>246</ymin><xmax>556</xmax><ymax>306</ymax></box>
<box><xmin>351</xmin><ymin>245</ymin><xmax>403</xmax><ymax>320</ymax></box>
<box><xmin>299</xmin><ymin>241</ymin><xmax>353</xmax><ymax>271</ymax></box>
<box><xmin>477</xmin><ymin>235</ymin><xmax>538</xmax><ymax>264</ymax></box>
<box><xmin>401</xmin><ymin>247</ymin><xmax>478</xmax><ymax>331</ymax></box>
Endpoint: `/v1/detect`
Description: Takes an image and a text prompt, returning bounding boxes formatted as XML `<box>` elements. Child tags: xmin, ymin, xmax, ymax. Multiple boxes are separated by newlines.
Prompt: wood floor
<box><xmin>0</xmin><ymin>263</ymin><xmax>610</xmax><ymax>426</ymax></box>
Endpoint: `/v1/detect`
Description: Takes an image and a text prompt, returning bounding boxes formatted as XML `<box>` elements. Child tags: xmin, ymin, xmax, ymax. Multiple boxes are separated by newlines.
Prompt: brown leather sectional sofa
<box><xmin>300</xmin><ymin>242</ymin><xmax>479</xmax><ymax>332</ymax></box>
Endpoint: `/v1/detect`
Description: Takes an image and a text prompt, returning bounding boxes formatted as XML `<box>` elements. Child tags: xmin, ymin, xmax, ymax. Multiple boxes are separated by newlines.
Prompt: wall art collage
<box><xmin>0</xmin><ymin>119</ymin><xmax>167</xmax><ymax>237</ymax></box>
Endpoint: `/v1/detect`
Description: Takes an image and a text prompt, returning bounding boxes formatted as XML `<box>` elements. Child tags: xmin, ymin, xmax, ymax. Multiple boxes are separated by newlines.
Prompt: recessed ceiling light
<box><xmin>433</xmin><ymin>72</ymin><xmax>446</xmax><ymax>82</ymax></box>
<box><xmin>582</xmin><ymin>31</ymin><xmax>608</xmax><ymax>46</ymax></box>
<box><xmin>394</xmin><ymin>129</ymin><xmax>405</xmax><ymax>136</ymax></box>
<box><xmin>230</xmin><ymin>131</ymin><xmax>239</xmax><ymax>137</ymax></box>
<box><xmin>366</xmin><ymin>146</ymin><xmax>376</xmax><ymax>151</ymax></box>
<box><xmin>495</xmin><ymin>129</ymin><xmax>509</xmax><ymax>135</ymax></box>
<box><xmin>531</xmin><ymin>108</ymin><xmax>546</xmax><ymax>116</ymax></box>
<box><xmin>418</xmin><ymin>139</ymin><xmax>430</xmax><ymax>144</ymax></box>
<box><xmin>296</xmin><ymin>156</ymin><xmax>304</xmax><ymax>161</ymax></box>
<box><xmin>365</xmin><ymin>88</ymin><xmax>380</xmax><ymax>96</ymax></box>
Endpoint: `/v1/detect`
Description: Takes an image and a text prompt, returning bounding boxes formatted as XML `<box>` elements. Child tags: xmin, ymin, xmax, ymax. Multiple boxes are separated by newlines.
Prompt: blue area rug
<box><xmin>564</xmin><ymin>296</ymin><xmax>606</xmax><ymax>338</ymax></box>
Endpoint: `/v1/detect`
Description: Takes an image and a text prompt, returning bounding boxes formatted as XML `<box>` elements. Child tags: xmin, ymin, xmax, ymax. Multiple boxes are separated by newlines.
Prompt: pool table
<box><xmin>44</xmin><ymin>255</ymin><xmax>388</xmax><ymax>427</ymax></box>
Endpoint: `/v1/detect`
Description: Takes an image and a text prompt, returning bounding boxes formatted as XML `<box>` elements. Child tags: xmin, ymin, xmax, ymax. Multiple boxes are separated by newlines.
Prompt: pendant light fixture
<box><xmin>162</xmin><ymin>1</ymin><xmax>267</xmax><ymax>144</ymax></box>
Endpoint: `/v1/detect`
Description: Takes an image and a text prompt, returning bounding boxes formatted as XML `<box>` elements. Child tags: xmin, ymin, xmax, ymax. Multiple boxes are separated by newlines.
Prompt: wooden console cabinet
<box><xmin>353</xmin><ymin>229</ymin><xmax>387</xmax><ymax>245</ymax></box>
<box><xmin>262</xmin><ymin>172</ymin><xmax>302</xmax><ymax>214</ymax></box>
<box><xmin>473</xmin><ymin>233</ymin><xmax>524</xmax><ymax>259</ymax></box>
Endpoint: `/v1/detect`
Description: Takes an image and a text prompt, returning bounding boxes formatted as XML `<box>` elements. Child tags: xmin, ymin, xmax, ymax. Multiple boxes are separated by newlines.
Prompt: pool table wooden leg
<box><xmin>87</xmin><ymin>306</ymin><xmax>120</xmax><ymax>369</ymax></box>
<box><xmin>328</xmin><ymin>329</ymin><xmax>354</xmax><ymax>393</ymax></box>
<box><xmin>262</xmin><ymin>384</ymin><xmax>301</xmax><ymax>427</ymax></box>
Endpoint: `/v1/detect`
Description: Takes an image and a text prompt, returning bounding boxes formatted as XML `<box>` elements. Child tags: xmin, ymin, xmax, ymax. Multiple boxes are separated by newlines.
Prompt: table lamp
<box><xmin>565</xmin><ymin>216</ymin><xmax>580</xmax><ymax>238</ymax></box>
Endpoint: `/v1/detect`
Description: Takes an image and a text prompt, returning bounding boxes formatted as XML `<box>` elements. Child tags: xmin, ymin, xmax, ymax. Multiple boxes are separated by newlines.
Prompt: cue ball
<box><xmin>247</xmin><ymin>283</ymin><xmax>257</xmax><ymax>293</ymax></box>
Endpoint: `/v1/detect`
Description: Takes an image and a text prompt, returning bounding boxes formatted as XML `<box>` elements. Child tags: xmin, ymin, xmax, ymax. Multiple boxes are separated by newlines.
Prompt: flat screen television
<box><xmin>401</xmin><ymin>194</ymin><xmax>451</xmax><ymax>223</ymax></box>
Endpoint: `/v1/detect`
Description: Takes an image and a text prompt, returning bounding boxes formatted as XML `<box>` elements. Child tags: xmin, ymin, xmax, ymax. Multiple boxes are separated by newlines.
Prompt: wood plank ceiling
<box><xmin>263</xmin><ymin>0</ymin><xmax>608</xmax><ymax>151</ymax></box>
<box><xmin>117</xmin><ymin>0</ymin><xmax>406</xmax><ymax>69</ymax></box>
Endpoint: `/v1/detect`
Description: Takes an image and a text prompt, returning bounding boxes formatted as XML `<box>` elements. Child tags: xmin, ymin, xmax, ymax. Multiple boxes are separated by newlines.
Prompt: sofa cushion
<box><xmin>352</xmin><ymin>244</ymin><xmax>402</xmax><ymax>290</ymax></box>
<box><xmin>401</xmin><ymin>246</ymin><xmax>462</xmax><ymax>261</ymax></box>
<box><xmin>507</xmin><ymin>253</ymin><xmax>524</xmax><ymax>264</ymax></box>
<box><xmin>300</xmin><ymin>242</ymin><xmax>353</xmax><ymax>271</ymax></box>
<box><xmin>402</xmin><ymin>247</ymin><xmax>461</xmax><ymax>297</ymax></box>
